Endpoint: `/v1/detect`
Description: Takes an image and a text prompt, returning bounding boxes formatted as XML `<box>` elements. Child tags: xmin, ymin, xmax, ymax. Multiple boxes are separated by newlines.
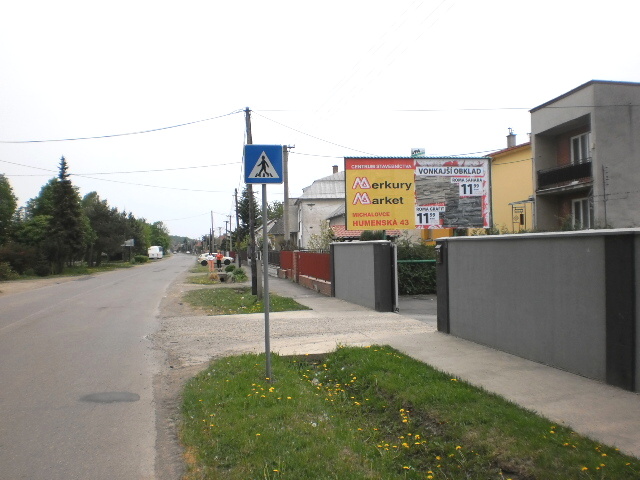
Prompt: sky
<box><xmin>2</xmin><ymin>0</ymin><xmax>639</xmax><ymax>240</ymax></box>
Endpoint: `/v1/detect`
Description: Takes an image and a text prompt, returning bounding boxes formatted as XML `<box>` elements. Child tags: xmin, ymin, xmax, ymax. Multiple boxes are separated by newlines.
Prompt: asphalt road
<box><xmin>0</xmin><ymin>254</ymin><xmax>194</xmax><ymax>480</ymax></box>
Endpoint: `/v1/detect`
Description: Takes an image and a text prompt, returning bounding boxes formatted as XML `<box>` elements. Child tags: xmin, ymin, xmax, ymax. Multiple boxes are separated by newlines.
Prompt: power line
<box><xmin>0</xmin><ymin>157</ymin><xmax>241</xmax><ymax>176</ymax></box>
<box><xmin>78</xmin><ymin>161</ymin><xmax>241</xmax><ymax>175</ymax></box>
<box><xmin>0</xmin><ymin>109</ymin><xmax>243</xmax><ymax>144</ymax></box>
<box><xmin>71</xmin><ymin>174</ymin><xmax>229</xmax><ymax>193</ymax></box>
<box><xmin>251</xmin><ymin>110</ymin><xmax>375</xmax><ymax>155</ymax></box>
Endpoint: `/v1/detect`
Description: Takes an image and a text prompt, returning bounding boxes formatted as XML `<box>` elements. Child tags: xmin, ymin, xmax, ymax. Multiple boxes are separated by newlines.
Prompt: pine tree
<box><xmin>236</xmin><ymin>186</ymin><xmax>261</xmax><ymax>243</ymax></box>
<box><xmin>50</xmin><ymin>157</ymin><xmax>85</xmax><ymax>273</ymax></box>
<box><xmin>0</xmin><ymin>174</ymin><xmax>18</xmax><ymax>245</ymax></box>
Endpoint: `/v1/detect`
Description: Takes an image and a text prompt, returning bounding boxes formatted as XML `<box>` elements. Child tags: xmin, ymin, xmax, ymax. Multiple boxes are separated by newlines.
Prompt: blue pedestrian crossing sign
<box><xmin>244</xmin><ymin>144</ymin><xmax>283</xmax><ymax>184</ymax></box>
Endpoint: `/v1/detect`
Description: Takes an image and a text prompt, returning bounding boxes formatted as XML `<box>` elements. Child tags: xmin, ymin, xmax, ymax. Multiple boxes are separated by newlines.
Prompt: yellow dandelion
<box><xmin>456</xmin><ymin>445</ymin><xmax>462</xmax><ymax>450</ymax></box>
<box><xmin>581</xmin><ymin>466</ymin><xmax>588</xmax><ymax>471</ymax></box>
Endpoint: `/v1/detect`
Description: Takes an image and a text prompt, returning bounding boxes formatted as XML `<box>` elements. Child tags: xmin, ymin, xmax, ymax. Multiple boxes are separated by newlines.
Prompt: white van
<box><xmin>148</xmin><ymin>246</ymin><xmax>163</xmax><ymax>259</ymax></box>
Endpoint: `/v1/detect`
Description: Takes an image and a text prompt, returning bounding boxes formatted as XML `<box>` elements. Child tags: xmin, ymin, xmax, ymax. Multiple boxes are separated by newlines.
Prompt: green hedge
<box><xmin>396</xmin><ymin>240</ymin><xmax>436</xmax><ymax>295</ymax></box>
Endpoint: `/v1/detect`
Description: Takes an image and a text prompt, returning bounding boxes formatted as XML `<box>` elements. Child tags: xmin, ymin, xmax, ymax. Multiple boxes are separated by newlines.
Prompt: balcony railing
<box><xmin>537</xmin><ymin>160</ymin><xmax>592</xmax><ymax>190</ymax></box>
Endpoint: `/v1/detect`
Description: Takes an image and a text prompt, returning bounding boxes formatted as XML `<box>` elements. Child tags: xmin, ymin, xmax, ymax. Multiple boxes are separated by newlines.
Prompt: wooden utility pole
<box><xmin>245</xmin><ymin>107</ymin><xmax>258</xmax><ymax>295</ymax></box>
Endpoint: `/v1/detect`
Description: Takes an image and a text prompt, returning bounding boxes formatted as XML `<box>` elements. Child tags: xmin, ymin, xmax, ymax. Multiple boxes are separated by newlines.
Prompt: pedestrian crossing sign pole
<box><xmin>244</xmin><ymin>144</ymin><xmax>284</xmax><ymax>382</ymax></box>
<box><xmin>244</xmin><ymin>145</ymin><xmax>283</xmax><ymax>184</ymax></box>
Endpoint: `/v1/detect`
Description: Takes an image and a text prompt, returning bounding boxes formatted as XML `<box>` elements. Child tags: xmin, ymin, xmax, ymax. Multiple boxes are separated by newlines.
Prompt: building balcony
<box><xmin>537</xmin><ymin>160</ymin><xmax>592</xmax><ymax>192</ymax></box>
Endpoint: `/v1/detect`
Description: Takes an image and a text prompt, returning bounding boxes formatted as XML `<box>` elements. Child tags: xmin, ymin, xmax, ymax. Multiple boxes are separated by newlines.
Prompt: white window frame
<box><xmin>572</xmin><ymin>197</ymin><xmax>593</xmax><ymax>229</ymax></box>
<box><xmin>571</xmin><ymin>132</ymin><xmax>590</xmax><ymax>164</ymax></box>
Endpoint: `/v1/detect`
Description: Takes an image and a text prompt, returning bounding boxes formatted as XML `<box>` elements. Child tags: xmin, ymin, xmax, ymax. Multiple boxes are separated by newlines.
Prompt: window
<box><xmin>571</xmin><ymin>132</ymin><xmax>590</xmax><ymax>164</ymax></box>
<box><xmin>572</xmin><ymin>198</ymin><xmax>593</xmax><ymax>229</ymax></box>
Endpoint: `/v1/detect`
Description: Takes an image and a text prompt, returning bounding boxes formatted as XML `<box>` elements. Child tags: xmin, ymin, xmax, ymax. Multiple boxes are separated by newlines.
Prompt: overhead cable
<box><xmin>0</xmin><ymin>109</ymin><xmax>244</xmax><ymax>144</ymax></box>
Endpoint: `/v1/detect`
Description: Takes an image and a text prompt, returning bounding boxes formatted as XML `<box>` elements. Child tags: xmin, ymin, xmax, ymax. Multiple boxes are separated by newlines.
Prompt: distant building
<box><xmin>531</xmin><ymin>80</ymin><xmax>640</xmax><ymax>230</ymax></box>
<box><xmin>294</xmin><ymin>166</ymin><xmax>345</xmax><ymax>249</ymax></box>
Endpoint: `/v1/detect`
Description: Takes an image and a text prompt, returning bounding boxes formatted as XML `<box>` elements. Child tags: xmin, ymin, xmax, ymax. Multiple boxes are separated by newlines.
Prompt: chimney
<box><xmin>332</xmin><ymin>165</ymin><xmax>338</xmax><ymax>174</ymax></box>
<box><xmin>507</xmin><ymin>128</ymin><xmax>516</xmax><ymax>148</ymax></box>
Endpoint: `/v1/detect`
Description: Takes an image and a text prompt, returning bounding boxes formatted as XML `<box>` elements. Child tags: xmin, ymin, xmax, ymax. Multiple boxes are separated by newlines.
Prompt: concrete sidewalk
<box><xmin>265</xmin><ymin>273</ymin><xmax>640</xmax><ymax>459</ymax></box>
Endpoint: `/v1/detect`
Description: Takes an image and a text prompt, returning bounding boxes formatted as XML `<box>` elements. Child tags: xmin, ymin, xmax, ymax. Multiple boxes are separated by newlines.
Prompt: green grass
<box><xmin>183</xmin><ymin>286</ymin><xmax>310</xmax><ymax>315</ymax></box>
<box><xmin>187</xmin><ymin>274</ymin><xmax>227</xmax><ymax>285</ymax></box>
<box><xmin>181</xmin><ymin>346</ymin><xmax>640</xmax><ymax>479</ymax></box>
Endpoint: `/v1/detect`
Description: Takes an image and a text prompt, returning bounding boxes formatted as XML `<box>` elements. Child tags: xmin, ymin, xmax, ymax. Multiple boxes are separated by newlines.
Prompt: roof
<box><xmin>298</xmin><ymin>171</ymin><xmax>345</xmax><ymax>200</ymax></box>
<box><xmin>530</xmin><ymin>80</ymin><xmax>640</xmax><ymax>113</ymax></box>
<box><xmin>269</xmin><ymin>217</ymin><xmax>285</xmax><ymax>235</ymax></box>
<box><xmin>327</xmin><ymin>204</ymin><xmax>345</xmax><ymax>219</ymax></box>
<box><xmin>488</xmin><ymin>142</ymin><xmax>531</xmax><ymax>158</ymax></box>
<box><xmin>331</xmin><ymin>225</ymin><xmax>402</xmax><ymax>238</ymax></box>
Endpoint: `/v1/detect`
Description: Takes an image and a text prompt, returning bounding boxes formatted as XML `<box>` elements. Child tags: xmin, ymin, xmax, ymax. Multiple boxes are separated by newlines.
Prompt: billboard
<box><xmin>345</xmin><ymin>157</ymin><xmax>491</xmax><ymax>230</ymax></box>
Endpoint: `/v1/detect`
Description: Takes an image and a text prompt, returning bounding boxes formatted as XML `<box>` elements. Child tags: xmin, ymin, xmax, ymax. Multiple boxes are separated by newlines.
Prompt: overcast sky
<box><xmin>2</xmin><ymin>0</ymin><xmax>639</xmax><ymax>239</ymax></box>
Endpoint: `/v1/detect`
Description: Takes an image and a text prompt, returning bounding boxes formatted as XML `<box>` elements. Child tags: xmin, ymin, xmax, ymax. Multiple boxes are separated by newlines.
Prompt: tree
<box><xmin>82</xmin><ymin>192</ymin><xmax>123</xmax><ymax>266</ymax></box>
<box><xmin>0</xmin><ymin>174</ymin><xmax>17</xmax><ymax>245</ymax></box>
<box><xmin>24</xmin><ymin>178</ymin><xmax>58</xmax><ymax>219</ymax></box>
<box><xmin>236</xmin><ymin>186</ymin><xmax>261</xmax><ymax>243</ymax></box>
<box><xmin>150</xmin><ymin>221</ymin><xmax>171</xmax><ymax>253</ymax></box>
<box><xmin>267</xmin><ymin>200</ymin><xmax>283</xmax><ymax>221</ymax></box>
<box><xmin>50</xmin><ymin>157</ymin><xmax>85</xmax><ymax>273</ymax></box>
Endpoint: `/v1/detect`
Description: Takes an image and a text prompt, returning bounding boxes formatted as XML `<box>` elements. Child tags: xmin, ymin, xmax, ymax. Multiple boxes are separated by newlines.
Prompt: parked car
<box><xmin>197</xmin><ymin>253</ymin><xmax>234</xmax><ymax>266</ymax></box>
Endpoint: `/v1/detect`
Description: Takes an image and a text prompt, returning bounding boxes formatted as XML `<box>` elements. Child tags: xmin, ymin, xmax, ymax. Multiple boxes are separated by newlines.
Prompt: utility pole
<box><xmin>234</xmin><ymin>189</ymin><xmax>241</xmax><ymax>267</ymax></box>
<box><xmin>227</xmin><ymin>215</ymin><xmax>233</xmax><ymax>255</ymax></box>
<box><xmin>214</xmin><ymin>210</ymin><xmax>216</xmax><ymax>253</ymax></box>
<box><xmin>283</xmin><ymin>145</ymin><xmax>293</xmax><ymax>247</ymax></box>
<box><xmin>245</xmin><ymin>107</ymin><xmax>258</xmax><ymax>295</ymax></box>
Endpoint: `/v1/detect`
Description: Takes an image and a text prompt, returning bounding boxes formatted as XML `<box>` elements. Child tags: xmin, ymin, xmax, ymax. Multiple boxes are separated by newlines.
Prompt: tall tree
<box><xmin>50</xmin><ymin>157</ymin><xmax>85</xmax><ymax>273</ymax></box>
<box><xmin>82</xmin><ymin>192</ymin><xmax>124</xmax><ymax>266</ymax></box>
<box><xmin>0</xmin><ymin>174</ymin><xmax>17</xmax><ymax>245</ymax></box>
<box><xmin>150</xmin><ymin>221</ymin><xmax>171</xmax><ymax>253</ymax></box>
<box><xmin>25</xmin><ymin>178</ymin><xmax>58</xmax><ymax>219</ymax></box>
<box><xmin>236</xmin><ymin>186</ymin><xmax>261</xmax><ymax>243</ymax></box>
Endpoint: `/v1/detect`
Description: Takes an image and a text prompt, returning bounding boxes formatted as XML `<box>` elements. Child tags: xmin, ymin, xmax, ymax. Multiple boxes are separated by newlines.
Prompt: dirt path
<box><xmin>0</xmin><ymin>276</ymin><xmax>76</xmax><ymax>296</ymax></box>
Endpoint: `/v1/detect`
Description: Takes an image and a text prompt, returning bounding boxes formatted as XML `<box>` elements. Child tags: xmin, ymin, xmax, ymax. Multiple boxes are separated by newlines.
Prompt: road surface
<box><xmin>0</xmin><ymin>254</ymin><xmax>194</xmax><ymax>480</ymax></box>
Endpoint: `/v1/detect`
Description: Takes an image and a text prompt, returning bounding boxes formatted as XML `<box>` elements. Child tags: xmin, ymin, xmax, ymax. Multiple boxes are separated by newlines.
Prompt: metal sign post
<box><xmin>261</xmin><ymin>183</ymin><xmax>271</xmax><ymax>381</ymax></box>
<box><xmin>244</xmin><ymin>144</ymin><xmax>283</xmax><ymax>382</ymax></box>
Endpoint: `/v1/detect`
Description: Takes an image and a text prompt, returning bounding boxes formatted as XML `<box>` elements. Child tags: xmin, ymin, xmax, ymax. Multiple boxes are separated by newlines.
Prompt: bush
<box><xmin>0</xmin><ymin>243</ymin><xmax>39</xmax><ymax>275</ymax></box>
<box><xmin>359</xmin><ymin>230</ymin><xmax>386</xmax><ymax>241</ymax></box>
<box><xmin>0</xmin><ymin>262</ymin><xmax>19</xmax><ymax>281</ymax></box>
<box><xmin>33</xmin><ymin>256</ymin><xmax>51</xmax><ymax>277</ymax></box>
<box><xmin>231</xmin><ymin>267</ymin><xmax>247</xmax><ymax>282</ymax></box>
<box><xmin>134</xmin><ymin>255</ymin><xmax>149</xmax><ymax>263</ymax></box>
<box><xmin>225</xmin><ymin>264</ymin><xmax>236</xmax><ymax>273</ymax></box>
<box><xmin>396</xmin><ymin>239</ymin><xmax>436</xmax><ymax>295</ymax></box>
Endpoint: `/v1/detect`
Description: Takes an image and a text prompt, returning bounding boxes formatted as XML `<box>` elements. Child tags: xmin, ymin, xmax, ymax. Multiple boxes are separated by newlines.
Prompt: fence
<box><xmin>268</xmin><ymin>250</ymin><xmax>331</xmax><ymax>295</ymax></box>
<box><xmin>436</xmin><ymin>229</ymin><xmax>640</xmax><ymax>392</ymax></box>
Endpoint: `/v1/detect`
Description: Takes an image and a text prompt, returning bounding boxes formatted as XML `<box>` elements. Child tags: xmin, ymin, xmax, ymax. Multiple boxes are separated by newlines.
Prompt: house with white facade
<box><xmin>294</xmin><ymin>166</ymin><xmax>345</xmax><ymax>249</ymax></box>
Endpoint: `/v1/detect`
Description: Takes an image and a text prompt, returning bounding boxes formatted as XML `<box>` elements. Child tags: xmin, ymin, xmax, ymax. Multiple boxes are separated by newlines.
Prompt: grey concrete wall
<box><xmin>438</xmin><ymin>229</ymin><xmax>640</xmax><ymax>390</ymax></box>
<box><xmin>636</xmin><ymin>234</ymin><xmax>640</xmax><ymax>391</ymax></box>
<box><xmin>332</xmin><ymin>241</ymin><xmax>395</xmax><ymax>312</ymax></box>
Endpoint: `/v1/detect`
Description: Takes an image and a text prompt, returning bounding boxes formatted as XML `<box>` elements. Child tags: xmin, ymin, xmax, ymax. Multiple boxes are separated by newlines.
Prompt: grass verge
<box><xmin>183</xmin><ymin>286</ymin><xmax>310</xmax><ymax>315</ymax></box>
<box><xmin>181</xmin><ymin>346</ymin><xmax>640</xmax><ymax>479</ymax></box>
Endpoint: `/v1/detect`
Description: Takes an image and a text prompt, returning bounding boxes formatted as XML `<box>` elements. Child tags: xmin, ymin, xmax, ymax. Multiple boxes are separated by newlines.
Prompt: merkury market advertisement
<box><xmin>345</xmin><ymin>157</ymin><xmax>491</xmax><ymax>230</ymax></box>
